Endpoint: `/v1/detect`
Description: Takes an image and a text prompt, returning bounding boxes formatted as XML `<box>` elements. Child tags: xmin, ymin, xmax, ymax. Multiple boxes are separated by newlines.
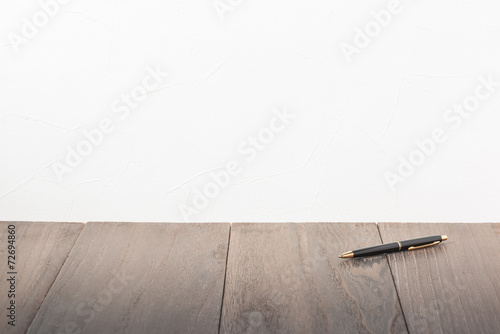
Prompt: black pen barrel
<box><xmin>399</xmin><ymin>235</ymin><xmax>444</xmax><ymax>250</ymax></box>
<box><xmin>353</xmin><ymin>242</ymin><xmax>399</xmax><ymax>257</ymax></box>
<box><xmin>352</xmin><ymin>235</ymin><xmax>445</xmax><ymax>258</ymax></box>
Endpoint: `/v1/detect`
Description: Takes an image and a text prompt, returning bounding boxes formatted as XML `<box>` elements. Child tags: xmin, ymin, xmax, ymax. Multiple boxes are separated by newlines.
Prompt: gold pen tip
<box><xmin>441</xmin><ymin>235</ymin><xmax>448</xmax><ymax>241</ymax></box>
<box><xmin>339</xmin><ymin>251</ymin><xmax>354</xmax><ymax>258</ymax></box>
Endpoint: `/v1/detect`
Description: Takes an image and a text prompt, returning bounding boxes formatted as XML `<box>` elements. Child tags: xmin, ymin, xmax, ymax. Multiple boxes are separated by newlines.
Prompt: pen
<box><xmin>338</xmin><ymin>235</ymin><xmax>447</xmax><ymax>258</ymax></box>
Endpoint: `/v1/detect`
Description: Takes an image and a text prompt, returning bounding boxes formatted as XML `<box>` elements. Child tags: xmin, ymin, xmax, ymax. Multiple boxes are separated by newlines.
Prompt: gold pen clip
<box><xmin>408</xmin><ymin>241</ymin><xmax>440</xmax><ymax>251</ymax></box>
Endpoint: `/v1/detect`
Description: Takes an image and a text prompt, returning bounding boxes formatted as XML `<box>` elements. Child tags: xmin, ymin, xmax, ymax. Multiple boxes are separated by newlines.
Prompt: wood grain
<box><xmin>220</xmin><ymin>223</ymin><xmax>407</xmax><ymax>334</ymax></box>
<box><xmin>378</xmin><ymin>223</ymin><xmax>500</xmax><ymax>334</ymax></box>
<box><xmin>28</xmin><ymin>222</ymin><xmax>230</xmax><ymax>334</ymax></box>
<box><xmin>0</xmin><ymin>222</ymin><xmax>83</xmax><ymax>334</ymax></box>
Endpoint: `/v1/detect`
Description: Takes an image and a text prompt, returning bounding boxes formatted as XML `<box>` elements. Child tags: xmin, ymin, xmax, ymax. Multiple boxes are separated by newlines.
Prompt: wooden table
<box><xmin>1</xmin><ymin>222</ymin><xmax>499</xmax><ymax>333</ymax></box>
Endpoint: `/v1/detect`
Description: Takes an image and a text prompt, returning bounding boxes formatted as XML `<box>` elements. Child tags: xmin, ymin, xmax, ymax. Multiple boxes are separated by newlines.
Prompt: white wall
<box><xmin>1</xmin><ymin>0</ymin><xmax>499</xmax><ymax>222</ymax></box>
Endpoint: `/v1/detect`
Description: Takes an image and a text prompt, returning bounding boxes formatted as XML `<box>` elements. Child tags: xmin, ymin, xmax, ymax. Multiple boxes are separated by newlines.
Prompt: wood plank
<box><xmin>378</xmin><ymin>223</ymin><xmax>500</xmax><ymax>334</ymax></box>
<box><xmin>220</xmin><ymin>223</ymin><xmax>407</xmax><ymax>333</ymax></box>
<box><xmin>28</xmin><ymin>222</ymin><xmax>230</xmax><ymax>334</ymax></box>
<box><xmin>0</xmin><ymin>221</ymin><xmax>83</xmax><ymax>334</ymax></box>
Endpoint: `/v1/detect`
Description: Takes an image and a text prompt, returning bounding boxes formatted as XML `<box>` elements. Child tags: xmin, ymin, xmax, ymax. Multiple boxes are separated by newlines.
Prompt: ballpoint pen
<box><xmin>338</xmin><ymin>235</ymin><xmax>447</xmax><ymax>258</ymax></box>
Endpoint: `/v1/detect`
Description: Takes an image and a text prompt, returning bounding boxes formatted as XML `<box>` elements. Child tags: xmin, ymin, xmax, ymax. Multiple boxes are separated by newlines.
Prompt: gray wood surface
<box><xmin>0</xmin><ymin>222</ymin><xmax>83</xmax><ymax>334</ymax></box>
<box><xmin>378</xmin><ymin>223</ymin><xmax>500</xmax><ymax>334</ymax></box>
<box><xmin>27</xmin><ymin>222</ymin><xmax>230</xmax><ymax>334</ymax></box>
<box><xmin>220</xmin><ymin>223</ymin><xmax>407</xmax><ymax>334</ymax></box>
<box><xmin>6</xmin><ymin>222</ymin><xmax>499</xmax><ymax>333</ymax></box>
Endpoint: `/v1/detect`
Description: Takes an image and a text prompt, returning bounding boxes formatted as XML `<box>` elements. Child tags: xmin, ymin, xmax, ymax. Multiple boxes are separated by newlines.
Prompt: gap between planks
<box><xmin>377</xmin><ymin>223</ymin><xmax>410</xmax><ymax>334</ymax></box>
<box><xmin>218</xmin><ymin>224</ymin><xmax>232</xmax><ymax>334</ymax></box>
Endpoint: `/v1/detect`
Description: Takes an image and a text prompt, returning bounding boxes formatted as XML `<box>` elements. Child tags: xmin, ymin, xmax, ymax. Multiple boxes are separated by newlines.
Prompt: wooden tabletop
<box><xmin>0</xmin><ymin>222</ymin><xmax>499</xmax><ymax>334</ymax></box>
